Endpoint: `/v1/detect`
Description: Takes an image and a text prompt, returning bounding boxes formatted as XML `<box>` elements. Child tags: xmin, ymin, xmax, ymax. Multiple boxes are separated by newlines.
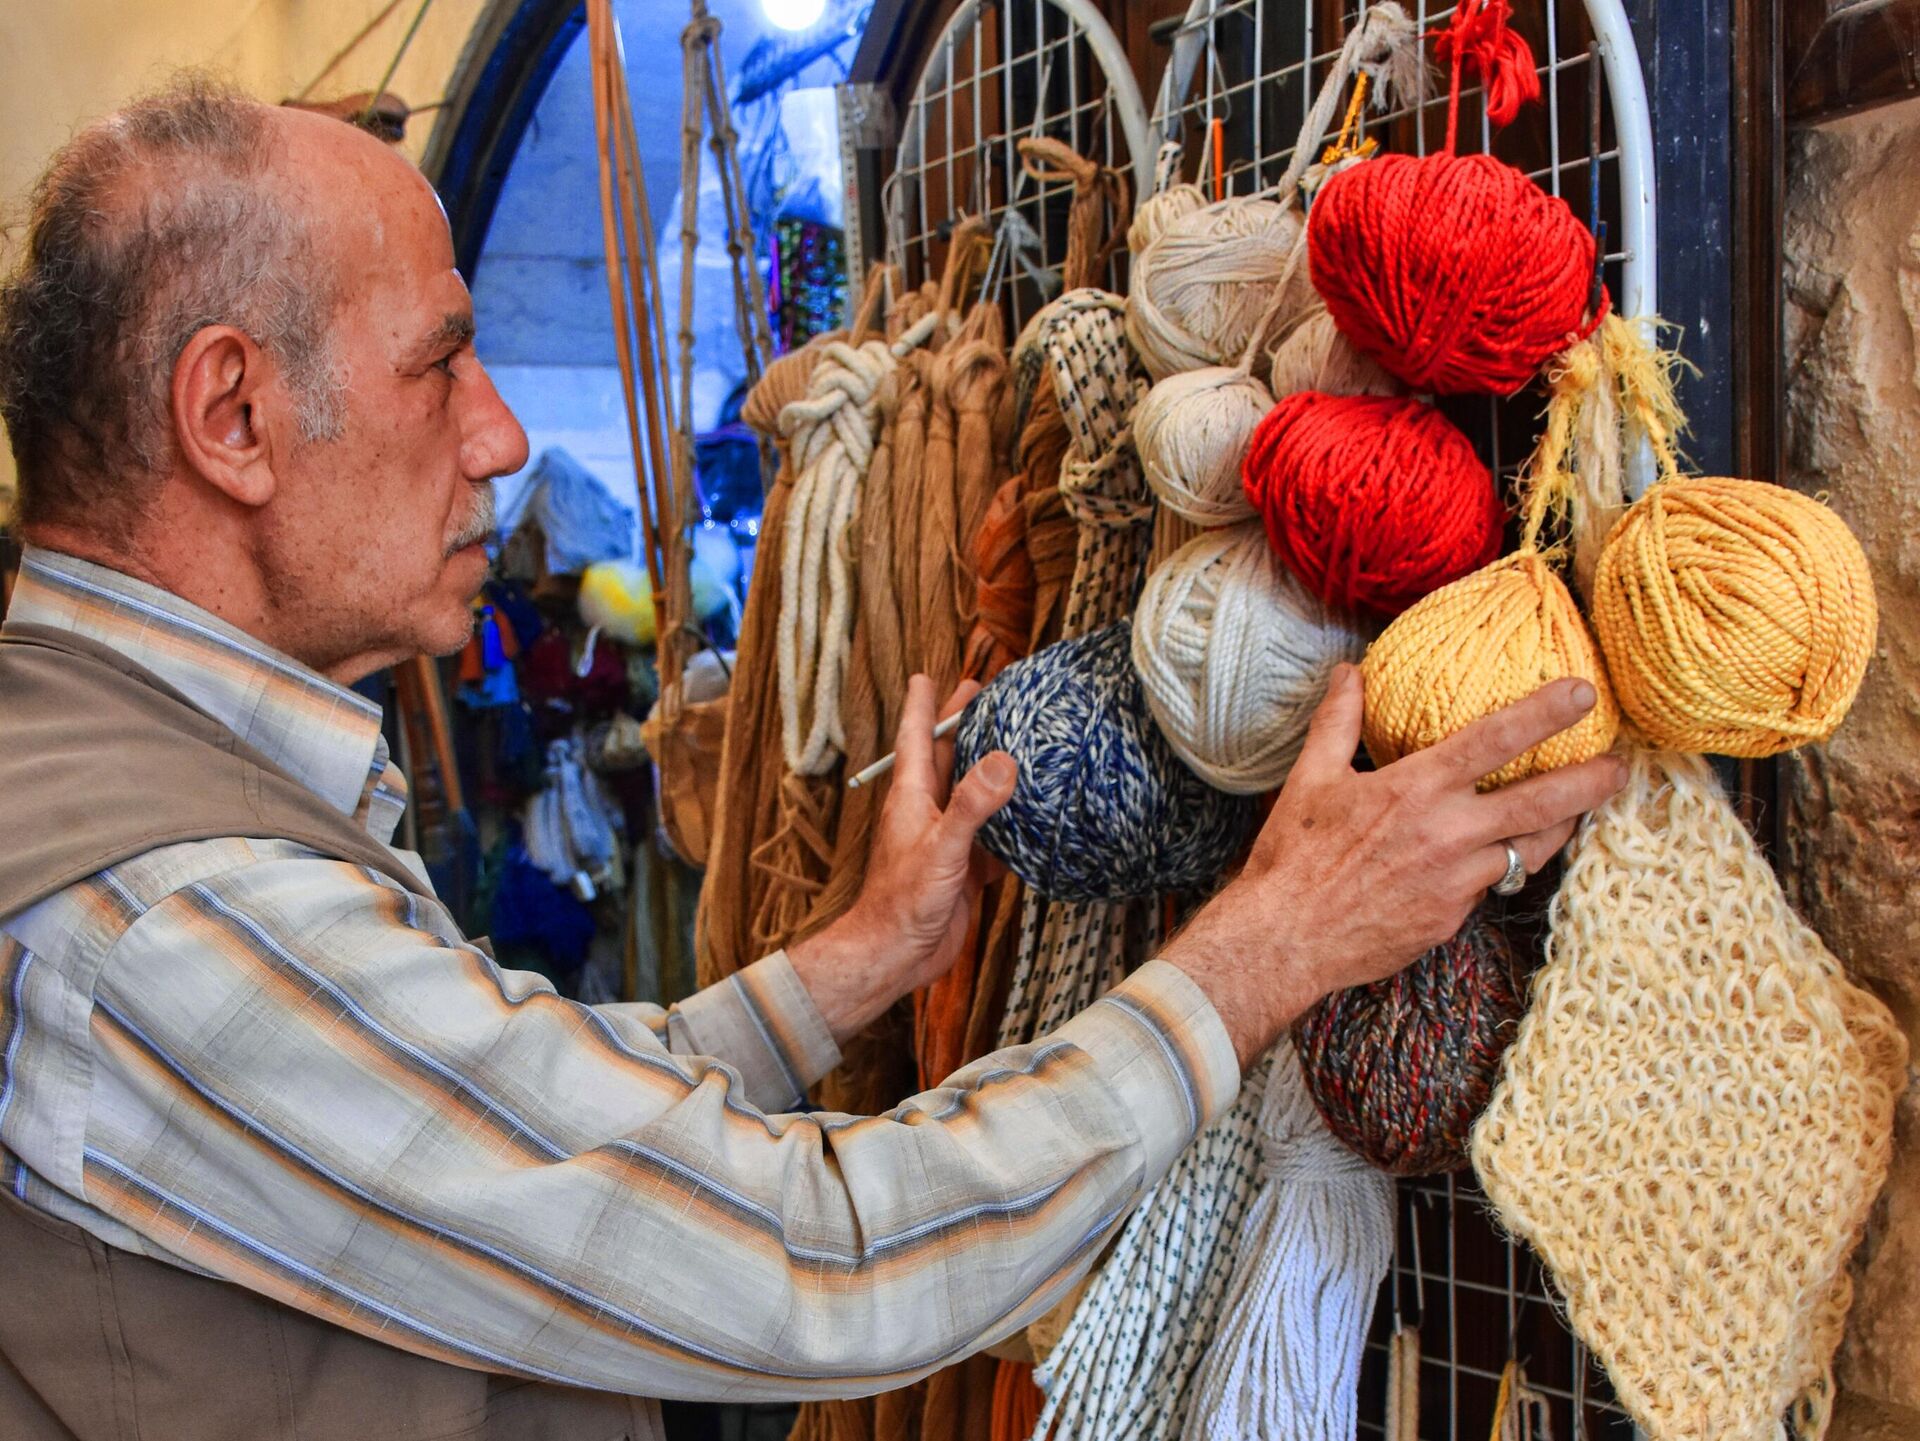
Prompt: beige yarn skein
<box><xmin>1128</xmin><ymin>181</ymin><xmax>1206</xmax><ymax>258</ymax></box>
<box><xmin>1134</xmin><ymin>522</ymin><xmax>1371</xmax><ymax>794</ymax></box>
<box><xmin>1126</xmin><ymin>197</ymin><xmax>1315</xmax><ymax>382</ymax></box>
<box><xmin>1135</xmin><ymin>366</ymin><xmax>1273</xmax><ymax>528</ymax></box>
<box><xmin>1266</xmin><ymin>306</ymin><xmax>1400</xmax><ymax>399</ymax></box>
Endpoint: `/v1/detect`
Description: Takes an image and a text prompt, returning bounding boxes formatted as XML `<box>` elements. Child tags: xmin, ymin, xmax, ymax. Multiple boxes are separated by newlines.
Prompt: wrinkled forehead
<box><xmin>269</xmin><ymin>107</ymin><xmax>467</xmax><ymax>343</ymax></box>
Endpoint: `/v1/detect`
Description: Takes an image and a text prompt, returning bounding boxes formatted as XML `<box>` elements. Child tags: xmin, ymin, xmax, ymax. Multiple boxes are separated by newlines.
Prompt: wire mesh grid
<box><xmin>887</xmin><ymin>1</ymin><xmax>1145</xmax><ymax>332</ymax></box>
<box><xmin>1150</xmin><ymin>5</ymin><xmax>1646</xmax><ymax>1437</ymax></box>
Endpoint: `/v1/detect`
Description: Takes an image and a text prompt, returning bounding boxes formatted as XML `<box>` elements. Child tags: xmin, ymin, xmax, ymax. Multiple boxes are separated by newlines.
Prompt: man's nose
<box><xmin>460</xmin><ymin>359</ymin><xmax>531</xmax><ymax>482</ymax></box>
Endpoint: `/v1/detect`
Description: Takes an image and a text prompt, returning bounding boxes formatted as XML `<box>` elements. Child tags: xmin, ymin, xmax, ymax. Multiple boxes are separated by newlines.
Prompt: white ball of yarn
<box><xmin>1265</xmin><ymin>306</ymin><xmax>1400</xmax><ymax>399</ymax></box>
<box><xmin>1134</xmin><ymin>366</ymin><xmax>1273</xmax><ymax>528</ymax></box>
<box><xmin>1133</xmin><ymin>522</ymin><xmax>1372</xmax><ymax>794</ymax></box>
<box><xmin>1126</xmin><ymin>197</ymin><xmax>1314</xmax><ymax>382</ymax></box>
<box><xmin>1127</xmin><ymin>182</ymin><xmax>1207</xmax><ymax>257</ymax></box>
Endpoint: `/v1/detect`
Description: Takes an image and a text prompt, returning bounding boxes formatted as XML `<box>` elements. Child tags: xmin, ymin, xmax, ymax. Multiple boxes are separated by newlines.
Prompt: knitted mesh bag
<box><xmin>1472</xmin><ymin>751</ymin><xmax>1907</xmax><ymax>1441</ymax></box>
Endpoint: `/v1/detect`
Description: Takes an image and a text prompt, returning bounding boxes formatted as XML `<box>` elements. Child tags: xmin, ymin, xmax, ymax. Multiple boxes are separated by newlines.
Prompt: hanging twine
<box><xmin>1242</xmin><ymin>391</ymin><xmax>1504</xmax><ymax>617</ymax></box>
<box><xmin>1127</xmin><ymin>3</ymin><xmax>1423</xmax><ymax>385</ymax></box>
<box><xmin>775</xmin><ymin>313</ymin><xmax>939</xmax><ymax>775</ymax></box>
<box><xmin>1296</xmin><ymin>912</ymin><xmax>1527</xmax><ymax>1176</ymax></box>
<box><xmin>1265</xmin><ymin>306</ymin><xmax>1400</xmax><ymax>400</ymax></box>
<box><xmin>1592</xmin><ymin>475</ymin><xmax>1877</xmax><ymax>756</ymax></box>
<box><xmin>953</xmin><ymin>621</ymin><xmax>1254</xmax><ymax>901</ymax></box>
<box><xmin>1386</xmin><ymin>1324</ymin><xmax>1420</xmax><ymax>1441</ymax></box>
<box><xmin>1180</xmin><ymin>1043</ymin><xmax>1396</xmax><ymax>1441</ymax></box>
<box><xmin>1017</xmin><ymin>136</ymin><xmax>1132</xmax><ymax>294</ymax></box>
<box><xmin>1471</xmin><ymin>751</ymin><xmax>1907</xmax><ymax>1441</ymax></box>
<box><xmin>1036</xmin><ymin>1069</ymin><xmax>1268</xmax><ymax>1441</ymax></box>
<box><xmin>1132</xmin><ymin>522</ymin><xmax>1371</xmax><ymax>795</ymax></box>
<box><xmin>1308</xmin><ymin>0</ymin><xmax>1603</xmax><ymax>397</ymax></box>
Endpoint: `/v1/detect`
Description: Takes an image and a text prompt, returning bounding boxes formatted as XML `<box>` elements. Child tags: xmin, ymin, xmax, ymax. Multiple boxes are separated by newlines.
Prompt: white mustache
<box><xmin>446</xmin><ymin>487</ymin><xmax>497</xmax><ymax>555</ymax></box>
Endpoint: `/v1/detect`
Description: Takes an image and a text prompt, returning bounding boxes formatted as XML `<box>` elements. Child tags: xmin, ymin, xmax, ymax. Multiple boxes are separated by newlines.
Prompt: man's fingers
<box><xmin>1291</xmin><ymin>663</ymin><xmax>1364</xmax><ymax>781</ymax></box>
<box><xmin>1465</xmin><ymin>753</ymin><xmax>1628</xmax><ymax>846</ymax></box>
<box><xmin>1426</xmin><ymin>680</ymin><xmax>1599</xmax><ymax>789</ymax></box>
<box><xmin>931</xmin><ymin>680</ymin><xmax>981</xmax><ymax>803</ymax></box>
<box><xmin>934</xmin><ymin>751</ymin><xmax>1016</xmax><ymax>862</ymax></box>
<box><xmin>1469</xmin><ymin>816</ymin><xmax>1578</xmax><ymax>892</ymax></box>
<box><xmin>894</xmin><ymin>674</ymin><xmax>938</xmax><ymax>795</ymax></box>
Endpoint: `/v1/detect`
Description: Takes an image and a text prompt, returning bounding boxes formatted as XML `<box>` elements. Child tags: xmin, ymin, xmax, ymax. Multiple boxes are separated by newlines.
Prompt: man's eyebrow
<box><xmin>420</xmin><ymin>311</ymin><xmax>476</xmax><ymax>354</ymax></box>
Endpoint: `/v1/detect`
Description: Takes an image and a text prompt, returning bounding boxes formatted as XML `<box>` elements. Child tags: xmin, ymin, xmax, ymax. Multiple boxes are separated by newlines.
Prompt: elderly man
<box><xmin>0</xmin><ymin>80</ymin><xmax>1621</xmax><ymax>1440</ymax></box>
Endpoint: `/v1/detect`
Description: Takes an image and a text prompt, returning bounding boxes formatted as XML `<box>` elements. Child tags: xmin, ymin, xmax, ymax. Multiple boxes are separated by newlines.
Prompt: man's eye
<box><xmin>432</xmin><ymin>353</ymin><xmax>458</xmax><ymax>376</ymax></box>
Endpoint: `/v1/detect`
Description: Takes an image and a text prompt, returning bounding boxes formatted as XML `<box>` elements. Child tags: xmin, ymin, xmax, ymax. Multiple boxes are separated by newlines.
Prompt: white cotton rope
<box><xmin>1128</xmin><ymin>181</ymin><xmax>1207</xmax><ymax>260</ymax></box>
<box><xmin>1133</xmin><ymin>523</ymin><xmax>1370</xmax><ymax>794</ymax></box>
<box><xmin>1033</xmin><ymin>1064</ymin><xmax>1267</xmax><ymax>1441</ymax></box>
<box><xmin>774</xmin><ymin>312</ymin><xmax>937</xmax><ymax>775</ymax></box>
<box><xmin>1181</xmin><ymin>1043</ymin><xmax>1396</xmax><ymax>1441</ymax></box>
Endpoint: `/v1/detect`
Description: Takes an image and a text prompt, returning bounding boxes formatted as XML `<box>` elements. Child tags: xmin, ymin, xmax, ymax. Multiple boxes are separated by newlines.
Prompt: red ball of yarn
<box><xmin>1308</xmin><ymin>151</ymin><xmax>1604</xmax><ymax>397</ymax></box>
<box><xmin>1241</xmin><ymin>392</ymin><xmax>1504</xmax><ymax>617</ymax></box>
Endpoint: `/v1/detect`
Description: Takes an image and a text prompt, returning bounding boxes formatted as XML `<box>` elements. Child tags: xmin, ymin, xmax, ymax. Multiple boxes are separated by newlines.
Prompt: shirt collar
<box><xmin>6</xmin><ymin>548</ymin><xmax>402</xmax><ymax>834</ymax></box>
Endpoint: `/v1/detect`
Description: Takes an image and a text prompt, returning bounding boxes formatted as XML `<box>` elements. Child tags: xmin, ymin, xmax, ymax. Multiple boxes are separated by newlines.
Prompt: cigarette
<box><xmin>847</xmin><ymin>712</ymin><xmax>964</xmax><ymax>789</ymax></box>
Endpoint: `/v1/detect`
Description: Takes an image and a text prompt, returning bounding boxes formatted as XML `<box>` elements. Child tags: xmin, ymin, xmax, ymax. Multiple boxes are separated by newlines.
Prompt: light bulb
<box><xmin>761</xmin><ymin>0</ymin><xmax>826</xmax><ymax>31</ymax></box>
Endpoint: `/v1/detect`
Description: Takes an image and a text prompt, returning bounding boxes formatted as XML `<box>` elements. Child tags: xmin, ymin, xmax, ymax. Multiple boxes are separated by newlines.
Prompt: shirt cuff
<box><xmin>670</xmin><ymin>951</ymin><xmax>842</xmax><ymax>1113</ymax></box>
<box><xmin>1049</xmin><ymin>959</ymin><xmax>1242</xmax><ymax>1179</ymax></box>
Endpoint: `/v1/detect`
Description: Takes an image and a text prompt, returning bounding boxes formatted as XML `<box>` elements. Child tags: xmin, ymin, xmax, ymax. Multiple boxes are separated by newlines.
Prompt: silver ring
<box><xmin>1493</xmin><ymin>841</ymin><xmax>1527</xmax><ymax>896</ymax></box>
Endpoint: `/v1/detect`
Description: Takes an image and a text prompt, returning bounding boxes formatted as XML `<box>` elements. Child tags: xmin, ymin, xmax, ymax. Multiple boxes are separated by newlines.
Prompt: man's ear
<box><xmin>170</xmin><ymin>324</ymin><xmax>279</xmax><ymax>507</ymax></box>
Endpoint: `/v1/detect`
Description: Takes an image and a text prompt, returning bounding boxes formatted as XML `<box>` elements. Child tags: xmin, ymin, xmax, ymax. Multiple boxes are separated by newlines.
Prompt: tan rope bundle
<box><xmin>1592</xmin><ymin>475</ymin><xmax>1877</xmax><ymax>756</ymax></box>
<box><xmin>1472</xmin><ymin>751</ymin><xmax>1906</xmax><ymax>1441</ymax></box>
<box><xmin>1265</xmin><ymin>305</ymin><xmax>1399</xmax><ymax>400</ymax></box>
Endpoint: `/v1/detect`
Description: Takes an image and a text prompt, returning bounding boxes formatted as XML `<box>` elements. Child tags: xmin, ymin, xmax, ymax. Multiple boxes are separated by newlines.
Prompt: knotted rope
<box><xmin>1181</xmin><ymin>1043</ymin><xmax>1395</xmax><ymax>1441</ymax></box>
<box><xmin>776</xmin><ymin>312</ymin><xmax>939</xmax><ymax>775</ymax></box>
<box><xmin>1017</xmin><ymin>135</ymin><xmax>1132</xmax><ymax>297</ymax></box>
<box><xmin>1132</xmin><ymin>522</ymin><xmax>1371</xmax><ymax>795</ymax></box>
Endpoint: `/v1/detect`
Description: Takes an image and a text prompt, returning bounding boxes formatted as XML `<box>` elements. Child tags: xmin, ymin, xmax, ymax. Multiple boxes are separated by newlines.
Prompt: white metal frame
<box><xmin>887</xmin><ymin>0</ymin><xmax>1152</xmax><ymax>329</ymax></box>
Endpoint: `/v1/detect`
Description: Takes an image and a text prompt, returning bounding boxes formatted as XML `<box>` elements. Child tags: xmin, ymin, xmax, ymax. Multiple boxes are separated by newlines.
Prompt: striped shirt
<box><xmin>0</xmin><ymin>547</ymin><xmax>1241</xmax><ymax>1401</ymax></box>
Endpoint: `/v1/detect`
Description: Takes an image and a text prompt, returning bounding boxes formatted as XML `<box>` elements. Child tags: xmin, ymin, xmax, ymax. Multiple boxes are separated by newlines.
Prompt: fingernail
<box><xmin>981</xmin><ymin>754</ymin><xmax>1016</xmax><ymax>788</ymax></box>
<box><xmin>1569</xmin><ymin>680</ymin><xmax>1596</xmax><ymax>710</ymax></box>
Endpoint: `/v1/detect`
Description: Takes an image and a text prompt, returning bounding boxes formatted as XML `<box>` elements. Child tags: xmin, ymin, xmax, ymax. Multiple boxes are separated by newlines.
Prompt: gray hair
<box><xmin>0</xmin><ymin>74</ymin><xmax>343</xmax><ymax>534</ymax></box>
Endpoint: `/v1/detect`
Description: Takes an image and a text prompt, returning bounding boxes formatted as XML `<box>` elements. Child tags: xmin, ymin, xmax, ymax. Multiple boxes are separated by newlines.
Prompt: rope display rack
<box><xmin>1145</xmin><ymin>4</ymin><xmax>1655</xmax><ymax>1437</ymax></box>
<box><xmin>886</xmin><ymin>0</ymin><xmax>1150</xmax><ymax>331</ymax></box>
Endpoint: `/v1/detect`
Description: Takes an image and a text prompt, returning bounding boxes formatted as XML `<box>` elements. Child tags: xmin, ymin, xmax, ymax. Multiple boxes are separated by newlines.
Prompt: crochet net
<box><xmin>1472</xmin><ymin>752</ymin><xmax>1906</xmax><ymax>1441</ymax></box>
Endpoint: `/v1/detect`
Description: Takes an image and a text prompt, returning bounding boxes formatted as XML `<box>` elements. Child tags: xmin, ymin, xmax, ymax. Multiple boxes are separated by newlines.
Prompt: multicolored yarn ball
<box><xmin>1361</xmin><ymin>551</ymin><xmax>1619</xmax><ymax>789</ymax></box>
<box><xmin>1241</xmin><ymin>391</ymin><xmax>1504</xmax><ymax>617</ymax></box>
<box><xmin>954</xmin><ymin>620</ymin><xmax>1256</xmax><ymax>901</ymax></box>
<box><xmin>1134</xmin><ymin>366</ymin><xmax>1272</xmax><ymax>528</ymax></box>
<box><xmin>1265</xmin><ymin>307</ymin><xmax>1400</xmax><ymax>400</ymax></box>
<box><xmin>1133</xmin><ymin>523</ymin><xmax>1371</xmax><ymax>795</ymax></box>
<box><xmin>578</xmin><ymin>560</ymin><xmax>657</xmax><ymax>647</ymax></box>
<box><xmin>1591</xmin><ymin>475</ymin><xmax>1878</xmax><ymax>756</ymax></box>
<box><xmin>1126</xmin><ymin>196</ymin><xmax>1315</xmax><ymax>382</ymax></box>
<box><xmin>1297</xmin><ymin>913</ymin><xmax>1527</xmax><ymax>1177</ymax></box>
<box><xmin>1306</xmin><ymin>1</ymin><xmax>1603</xmax><ymax>397</ymax></box>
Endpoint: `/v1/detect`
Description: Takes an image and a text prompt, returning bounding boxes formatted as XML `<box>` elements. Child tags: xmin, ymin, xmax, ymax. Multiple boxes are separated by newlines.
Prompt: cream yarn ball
<box><xmin>1126</xmin><ymin>197</ymin><xmax>1315</xmax><ymax>382</ymax></box>
<box><xmin>1266</xmin><ymin>306</ymin><xmax>1401</xmax><ymax>399</ymax></box>
<box><xmin>1133</xmin><ymin>522</ymin><xmax>1372</xmax><ymax>794</ymax></box>
<box><xmin>1128</xmin><ymin>182</ymin><xmax>1207</xmax><ymax>257</ymax></box>
<box><xmin>1134</xmin><ymin>366</ymin><xmax>1273</xmax><ymax>528</ymax></box>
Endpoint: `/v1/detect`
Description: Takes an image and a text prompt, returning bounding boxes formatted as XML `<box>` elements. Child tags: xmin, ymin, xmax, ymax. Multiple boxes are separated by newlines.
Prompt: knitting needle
<box><xmin>847</xmin><ymin>712</ymin><xmax>964</xmax><ymax>790</ymax></box>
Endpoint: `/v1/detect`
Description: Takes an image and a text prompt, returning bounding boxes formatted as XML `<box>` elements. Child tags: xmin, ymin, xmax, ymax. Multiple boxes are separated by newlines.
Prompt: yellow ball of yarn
<box><xmin>1362</xmin><ymin>553</ymin><xmax>1619</xmax><ymax>790</ymax></box>
<box><xmin>1591</xmin><ymin>475</ymin><xmax>1877</xmax><ymax>756</ymax></box>
<box><xmin>579</xmin><ymin>560</ymin><xmax>657</xmax><ymax>647</ymax></box>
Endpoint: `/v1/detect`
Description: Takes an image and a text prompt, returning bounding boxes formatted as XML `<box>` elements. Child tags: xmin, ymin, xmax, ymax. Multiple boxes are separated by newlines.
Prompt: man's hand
<box><xmin>1161</xmin><ymin>664</ymin><xmax>1628</xmax><ymax>1067</ymax></box>
<box><xmin>786</xmin><ymin>675</ymin><xmax>1017</xmax><ymax>1044</ymax></box>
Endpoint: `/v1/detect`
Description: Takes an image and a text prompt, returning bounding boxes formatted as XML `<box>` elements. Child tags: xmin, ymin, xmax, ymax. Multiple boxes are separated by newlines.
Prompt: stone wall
<box><xmin>1781</xmin><ymin>94</ymin><xmax>1920</xmax><ymax>1439</ymax></box>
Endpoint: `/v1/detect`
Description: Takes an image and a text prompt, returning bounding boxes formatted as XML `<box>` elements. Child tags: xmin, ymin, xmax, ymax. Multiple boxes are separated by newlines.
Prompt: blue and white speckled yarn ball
<box><xmin>955</xmin><ymin>621</ymin><xmax>1257</xmax><ymax>901</ymax></box>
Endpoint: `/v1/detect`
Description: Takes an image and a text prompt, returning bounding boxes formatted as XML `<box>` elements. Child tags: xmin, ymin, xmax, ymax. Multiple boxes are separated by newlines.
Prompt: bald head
<box><xmin>0</xmin><ymin>77</ymin><xmax>349</xmax><ymax>535</ymax></box>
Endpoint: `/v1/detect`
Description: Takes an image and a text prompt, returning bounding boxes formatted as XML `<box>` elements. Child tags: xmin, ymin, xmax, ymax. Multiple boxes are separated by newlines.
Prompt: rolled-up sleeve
<box><xmin>62</xmin><ymin>851</ymin><xmax>1241</xmax><ymax>1402</ymax></box>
